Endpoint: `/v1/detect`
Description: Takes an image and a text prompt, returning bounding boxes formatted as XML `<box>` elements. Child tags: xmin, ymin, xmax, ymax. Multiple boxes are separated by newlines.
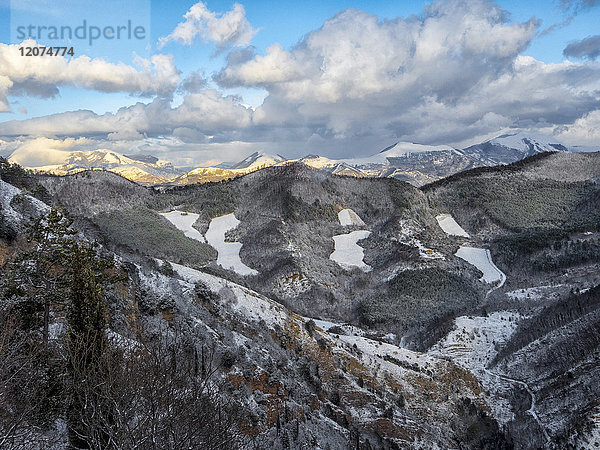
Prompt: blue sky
<box><xmin>0</xmin><ymin>0</ymin><xmax>599</xmax><ymax>165</ymax></box>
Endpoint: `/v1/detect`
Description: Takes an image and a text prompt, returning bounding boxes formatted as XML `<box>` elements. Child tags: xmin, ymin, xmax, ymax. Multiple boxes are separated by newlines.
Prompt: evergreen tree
<box><xmin>3</xmin><ymin>209</ymin><xmax>75</xmax><ymax>347</ymax></box>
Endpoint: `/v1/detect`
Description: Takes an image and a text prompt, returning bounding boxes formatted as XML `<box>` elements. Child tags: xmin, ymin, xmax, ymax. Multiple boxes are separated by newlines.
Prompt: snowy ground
<box><xmin>338</xmin><ymin>208</ymin><xmax>366</xmax><ymax>226</ymax></box>
<box><xmin>435</xmin><ymin>214</ymin><xmax>470</xmax><ymax>238</ymax></box>
<box><xmin>205</xmin><ymin>213</ymin><xmax>258</xmax><ymax>276</ymax></box>
<box><xmin>398</xmin><ymin>219</ymin><xmax>445</xmax><ymax>259</ymax></box>
<box><xmin>171</xmin><ymin>262</ymin><xmax>283</xmax><ymax>325</ymax></box>
<box><xmin>429</xmin><ymin>312</ymin><xmax>521</xmax><ymax>425</ymax></box>
<box><xmin>455</xmin><ymin>246</ymin><xmax>506</xmax><ymax>286</ymax></box>
<box><xmin>506</xmin><ymin>285</ymin><xmax>565</xmax><ymax>301</ymax></box>
<box><xmin>0</xmin><ymin>179</ymin><xmax>49</xmax><ymax>227</ymax></box>
<box><xmin>330</xmin><ymin>230</ymin><xmax>372</xmax><ymax>272</ymax></box>
<box><xmin>159</xmin><ymin>210</ymin><xmax>206</xmax><ymax>243</ymax></box>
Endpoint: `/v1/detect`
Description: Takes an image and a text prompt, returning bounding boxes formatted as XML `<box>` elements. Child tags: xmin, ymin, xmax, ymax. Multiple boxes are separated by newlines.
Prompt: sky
<box><xmin>0</xmin><ymin>0</ymin><xmax>599</xmax><ymax>167</ymax></box>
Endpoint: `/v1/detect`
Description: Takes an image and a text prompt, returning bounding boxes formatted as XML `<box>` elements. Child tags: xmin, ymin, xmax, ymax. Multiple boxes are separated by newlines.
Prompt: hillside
<box><xmin>3</xmin><ymin>152</ymin><xmax>600</xmax><ymax>448</ymax></box>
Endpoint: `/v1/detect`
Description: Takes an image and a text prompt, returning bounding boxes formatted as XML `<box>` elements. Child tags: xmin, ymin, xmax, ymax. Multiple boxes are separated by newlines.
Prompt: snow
<box><xmin>398</xmin><ymin>219</ymin><xmax>445</xmax><ymax>260</ymax></box>
<box><xmin>429</xmin><ymin>312</ymin><xmax>519</xmax><ymax>370</ymax></box>
<box><xmin>429</xmin><ymin>311</ymin><xmax>521</xmax><ymax>425</ymax></box>
<box><xmin>435</xmin><ymin>214</ymin><xmax>470</xmax><ymax>238</ymax></box>
<box><xmin>506</xmin><ymin>285</ymin><xmax>566</xmax><ymax>301</ymax></box>
<box><xmin>171</xmin><ymin>262</ymin><xmax>285</xmax><ymax>325</ymax></box>
<box><xmin>341</xmin><ymin>142</ymin><xmax>455</xmax><ymax>166</ymax></box>
<box><xmin>489</xmin><ymin>131</ymin><xmax>564</xmax><ymax>153</ymax></box>
<box><xmin>338</xmin><ymin>208</ymin><xmax>366</xmax><ymax>226</ymax></box>
<box><xmin>205</xmin><ymin>213</ymin><xmax>258</xmax><ymax>276</ymax></box>
<box><xmin>0</xmin><ymin>179</ymin><xmax>49</xmax><ymax>227</ymax></box>
<box><xmin>330</xmin><ymin>230</ymin><xmax>372</xmax><ymax>272</ymax></box>
<box><xmin>455</xmin><ymin>246</ymin><xmax>506</xmax><ymax>286</ymax></box>
<box><xmin>159</xmin><ymin>210</ymin><xmax>206</xmax><ymax>243</ymax></box>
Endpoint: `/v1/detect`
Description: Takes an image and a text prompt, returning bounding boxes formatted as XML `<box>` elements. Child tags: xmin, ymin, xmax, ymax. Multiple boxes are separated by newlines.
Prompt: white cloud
<box><xmin>556</xmin><ymin>109</ymin><xmax>600</xmax><ymax>144</ymax></box>
<box><xmin>8</xmin><ymin>137</ymin><xmax>88</xmax><ymax>166</ymax></box>
<box><xmin>2</xmin><ymin>0</ymin><xmax>600</xmax><ymax>162</ymax></box>
<box><xmin>0</xmin><ymin>90</ymin><xmax>253</xmax><ymax>139</ymax></box>
<box><xmin>0</xmin><ymin>40</ymin><xmax>180</xmax><ymax>111</ymax></box>
<box><xmin>158</xmin><ymin>1</ymin><xmax>256</xmax><ymax>49</ymax></box>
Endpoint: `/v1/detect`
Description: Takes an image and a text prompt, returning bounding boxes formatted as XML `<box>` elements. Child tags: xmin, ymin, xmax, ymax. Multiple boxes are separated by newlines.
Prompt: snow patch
<box><xmin>338</xmin><ymin>208</ymin><xmax>365</xmax><ymax>227</ymax></box>
<box><xmin>455</xmin><ymin>246</ymin><xmax>505</xmax><ymax>286</ymax></box>
<box><xmin>436</xmin><ymin>214</ymin><xmax>470</xmax><ymax>238</ymax></box>
<box><xmin>330</xmin><ymin>230</ymin><xmax>372</xmax><ymax>272</ymax></box>
<box><xmin>205</xmin><ymin>213</ymin><xmax>258</xmax><ymax>276</ymax></box>
<box><xmin>159</xmin><ymin>210</ymin><xmax>206</xmax><ymax>243</ymax></box>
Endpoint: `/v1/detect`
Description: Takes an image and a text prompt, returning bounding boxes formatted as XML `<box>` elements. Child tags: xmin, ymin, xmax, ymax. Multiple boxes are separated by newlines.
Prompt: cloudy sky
<box><xmin>0</xmin><ymin>0</ymin><xmax>599</xmax><ymax>166</ymax></box>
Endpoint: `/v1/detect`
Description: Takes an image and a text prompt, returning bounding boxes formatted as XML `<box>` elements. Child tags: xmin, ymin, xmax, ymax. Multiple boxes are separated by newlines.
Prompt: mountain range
<box><xmin>10</xmin><ymin>131</ymin><xmax>591</xmax><ymax>187</ymax></box>
<box><xmin>0</xmin><ymin>140</ymin><xmax>599</xmax><ymax>448</ymax></box>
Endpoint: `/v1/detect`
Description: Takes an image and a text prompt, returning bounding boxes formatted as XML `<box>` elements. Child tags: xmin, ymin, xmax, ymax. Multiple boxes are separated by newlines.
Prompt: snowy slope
<box><xmin>341</xmin><ymin>142</ymin><xmax>456</xmax><ymax>166</ymax></box>
<box><xmin>0</xmin><ymin>179</ymin><xmax>49</xmax><ymax>229</ymax></box>
<box><xmin>229</xmin><ymin>152</ymin><xmax>287</xmax><ymax>171</ymax></box>
<box><xmin>12</xmin><ymin>149</ymin><xmax>182</xmax><ymax>184</ymax></box>
<box><xmin>338</xmin><ymin>208</ymin><xmax>366</xmax><ymax>227</ymax></box>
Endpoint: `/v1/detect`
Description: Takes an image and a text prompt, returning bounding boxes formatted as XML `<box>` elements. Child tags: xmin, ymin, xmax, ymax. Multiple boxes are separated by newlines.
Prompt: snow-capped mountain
<box><xmin>9</xmin><ymin>149</ymin><xmax>182</xmax><ymax>185</ymax></box>
<box><xmin>228</xmin><ymin>152</ymin><xmax>287</xmax><ymax>171</ymax></box>
<box><xmin>461</xmin><ymin>131</ymin><xmax>568</xmax><ymax>166</ymax></box>
<box><xmin>9</xmin><ymin>132</ymin><xmax>579</xmax><ymax>187</ymax></box>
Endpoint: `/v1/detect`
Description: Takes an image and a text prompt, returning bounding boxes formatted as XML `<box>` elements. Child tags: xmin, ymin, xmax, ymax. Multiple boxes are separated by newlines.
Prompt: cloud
<box><xmin>8</xmin><ymin>136</ymin><xmax>88</xmax><ymax>166</ymax></box>
<box><xmin>178</xmin><ymin>71</ymin><xmax>208</xmax><ymax>93</ymax></box>
<box><xmin>0</xmin><ymin>40</ymin><xmax>180</xmax><ymax>112</ymax></box>
<box><xmin>563</xmin><ymin>35</ymin><xmax>600</xmax><ymax>60</ymax></box>
<box><xmin>559</xmin><ymin>0</ymin><xmax>600</xmax><ymax>11</ymax></box>
<box><xmin>0</xmin><ymin>90</ymin><xmax>253</xmax><ymax>139</ymax></box>
<box><xmin>2</xmin><ymin>0</ymin><xmax>600</xmax><ymax>162</ymax></box>
<box><xmin>556</xmin><ymin>109</ymin><xmax>600</xmax><ymax>144</ymax></box>
<box><xmin>158</xmin><ymin>1</ymin><xmax>257</xmax><ymax>49</ymax></box>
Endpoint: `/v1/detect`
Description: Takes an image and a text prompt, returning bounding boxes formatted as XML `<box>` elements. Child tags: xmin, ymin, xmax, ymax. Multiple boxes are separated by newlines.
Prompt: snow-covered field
<box><xmin>159</xmin><ymin>210</ymin><xmax>206</xmax><ymax>243</ymax></box>
<box><xmin>205</xmin><ymin>213</ymin><xmax>258</xmax><ymax>276</ymax></box>
<box><xmin>429</xmin><ymin>312</ymin><xmax>519</xmax><ymax>371</ymax></box>
<box><xmin>455</xmin><ymin>246</ymin><xmax>506</xmax><ymax>285</ymax></box>
<box><xmin>338</xmin><ymin>208</ymin><xmax>365</xmax><ymax>226</ymax></box>
<box><xmin>330</xmin><ymin>230</ymin><xmax>372</xmax><ymax>272</ymax></box>
<box><xmin>435</xmin><ymin>214</ymin><xmax>470</xmax><ymax>238</ymax></box>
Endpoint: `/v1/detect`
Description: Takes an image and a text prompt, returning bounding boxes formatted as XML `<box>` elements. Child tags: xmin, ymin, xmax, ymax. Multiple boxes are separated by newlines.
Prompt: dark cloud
<box><xmin>178</xmin><ymin>71</ymin><xmax>208</xmax><ymax>93</ymax></box>
<box><xmin>563</xmin><ymin>35</ymin><xmax>600</xmax><ymax>60</ymax></box>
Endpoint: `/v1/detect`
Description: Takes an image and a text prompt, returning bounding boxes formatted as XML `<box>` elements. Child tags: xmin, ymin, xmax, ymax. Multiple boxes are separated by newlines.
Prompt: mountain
<box><xmin>172</xmin><ymin>152</ymin><xmax>290</xmax><ymax>185</ymax></box>
<box><xmin>228</xmin><ymin>152</ymin><xmax>287</xmax><ymax>170</ymax></box>
<box><xmin>9</xmin><ymin>148</ymin><xmax>183</xmax><ymax>185</ymax></box>
<box><xmin>2</xmin><ymin>150</ymin><xmax>600</xmax><ymax>447</ymax></box>
<box><xmin>8</xmin><ymin>132</ymin><xmax>579</xmax><ymax>188</ymax></box>
<box><xmin>461</xmin><ymin>131</ymin><xmax>568</xmax><ymax>166</ymax></box>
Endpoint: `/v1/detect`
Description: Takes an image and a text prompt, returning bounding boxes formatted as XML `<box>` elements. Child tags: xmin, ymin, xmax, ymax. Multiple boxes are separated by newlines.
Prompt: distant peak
<box><xmin>379</xmin><ymin>142</ymin><xmax>399</xmax><ymax>154</ymax></box>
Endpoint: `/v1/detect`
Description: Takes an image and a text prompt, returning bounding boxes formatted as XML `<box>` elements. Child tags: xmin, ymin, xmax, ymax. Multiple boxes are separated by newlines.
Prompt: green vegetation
<box><xmin>94</xmin><ymin>206</ymin><xmax>215</xmax><ymax>266</ymax></box>
<box><xmin>281</xmin><ymin>193</ymin><xmax>337</xmax><ymax>223</ymax></box>
<box><xmin>359</xmin><ymin>268</ymin><xmax>479</xmax><ymax>328</ymax></box>
<box><xmin>429</xmin><ymin>175</ymin><xmax>599</xmax><ymax>232</ymax></box>
<box><xmin>492</xmin><ymin>231</ymin><xmax>600</xmax><ymax>273</ymax></box>
<box><xmin>147</xmin><ymin>182</ymin><xmax>237</xmax><ymax>220</ymax></box>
